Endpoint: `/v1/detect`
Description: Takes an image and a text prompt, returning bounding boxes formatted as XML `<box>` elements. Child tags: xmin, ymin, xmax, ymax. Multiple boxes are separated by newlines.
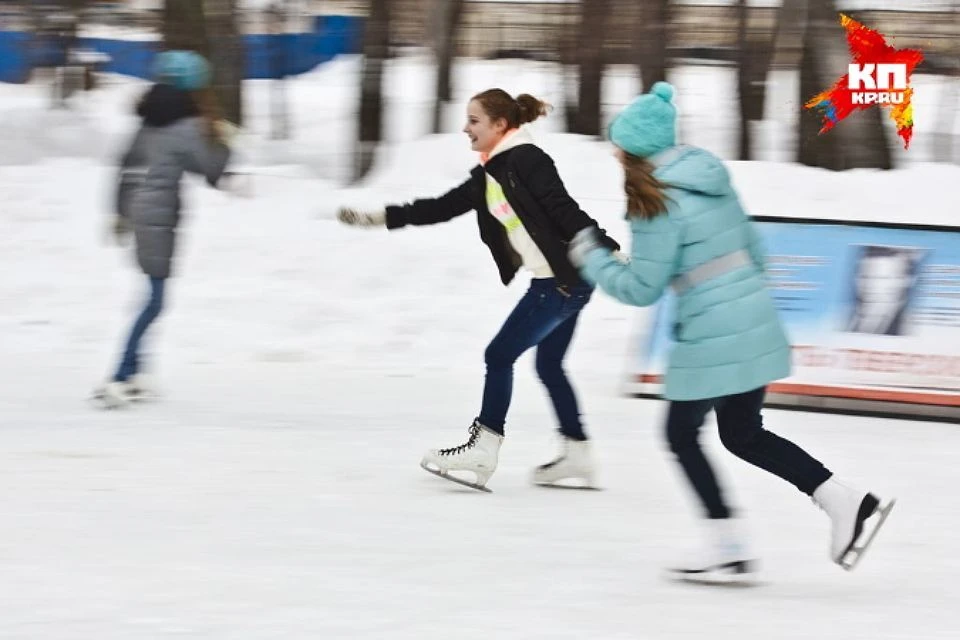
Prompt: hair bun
<box><xmin>650</xmin><ymin>81</ymin><xmax>674</xmax><ymax>103</ymax></box>
<box><xmin>515</xmin><ymin>93</ymin><xmax>551</xmax><ymax>124</ymax></box>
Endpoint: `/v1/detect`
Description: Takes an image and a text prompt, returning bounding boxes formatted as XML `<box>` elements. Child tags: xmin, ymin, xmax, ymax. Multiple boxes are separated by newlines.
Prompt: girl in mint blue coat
<box><xmin>568</xmin><ymin>82</ymin><xmax>893</xmax><ymax>583</ymax></box>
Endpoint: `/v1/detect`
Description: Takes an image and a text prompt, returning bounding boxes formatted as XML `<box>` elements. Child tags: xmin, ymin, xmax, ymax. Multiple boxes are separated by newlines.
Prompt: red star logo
<box><xmin>804</xmin><ymin>14</ymin><xmax>923</xmax><ymax>149</ymax></box>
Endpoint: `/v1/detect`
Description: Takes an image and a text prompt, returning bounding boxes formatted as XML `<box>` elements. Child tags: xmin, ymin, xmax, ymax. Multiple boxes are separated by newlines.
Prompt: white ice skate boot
<box><xmin>665</xmin><ymin>518</ymin><xmax>758</xmax><ymax>586</ymax></box>
<box><xmin>90</xmin><ymin>380</ymin><xmax>134</xmax><ymax>409</ymax></box>
<box><xmin>125</xmin><ymin>373</ymin><xmax>159</xmax><ymax>402</ymax></box>
<box><xmin>420</xmin><ymin>420</ymin><xmax>503</xmax><ymax>492</ymax></box>
<box><xmin>532</xmin><ymin>435</ymin><xmax>597</xmax><ymax>489</ymax></box>
<box><xmin>812</xmin><ymin>477</ymin><xmax>895</xmax><ymax>571</ymax></box>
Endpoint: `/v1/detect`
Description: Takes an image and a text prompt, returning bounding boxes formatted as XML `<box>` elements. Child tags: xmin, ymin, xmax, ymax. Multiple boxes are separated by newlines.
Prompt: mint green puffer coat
<box><xmin>581</xmin><ymin>145</ymin><xmax>791</xmax><ymax>401</ymax></box>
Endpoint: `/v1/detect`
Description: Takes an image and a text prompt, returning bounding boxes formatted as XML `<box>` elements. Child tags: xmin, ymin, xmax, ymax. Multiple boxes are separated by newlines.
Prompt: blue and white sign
<box><xmin>627</xmin><ymin>218</ymin><xmax>960</xmax><ymax>407</ymax></box>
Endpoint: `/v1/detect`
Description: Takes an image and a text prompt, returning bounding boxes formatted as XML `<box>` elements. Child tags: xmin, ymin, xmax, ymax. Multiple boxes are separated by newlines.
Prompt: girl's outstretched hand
<box><xmin>337</xmin><ymin>207</ymin><xmax>386</xmax><ymax>228</ymax></box>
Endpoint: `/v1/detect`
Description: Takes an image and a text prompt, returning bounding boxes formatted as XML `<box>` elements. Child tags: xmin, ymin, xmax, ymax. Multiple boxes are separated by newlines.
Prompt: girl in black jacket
<box><xmin>338</xmin><ymin>89</ymin><xmax>619</xmax><ymax>492</ymax></box>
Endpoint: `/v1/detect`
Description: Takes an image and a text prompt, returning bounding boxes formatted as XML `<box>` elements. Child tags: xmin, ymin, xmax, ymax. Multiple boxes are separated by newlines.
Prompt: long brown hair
<box><xmin>190</xmin><ymin>87</ymin><xmax>227</xmax><ymax>144</ymax></box>
<box><xmin>470</xmin><ymin>88</ymin><xmax>551</xmax><ymax>129</ymax></box>
<box><xmin>622</xmin><ymin>152</ymin><xmax>670</xmax><ymax>220</ymax></box>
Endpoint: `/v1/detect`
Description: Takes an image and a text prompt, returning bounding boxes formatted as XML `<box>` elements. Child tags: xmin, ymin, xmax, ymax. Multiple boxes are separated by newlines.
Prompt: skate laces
<box><xmin>438</xmin><ymin>422</ymin><xmax>483</xmax><ymax>457</ymax></box>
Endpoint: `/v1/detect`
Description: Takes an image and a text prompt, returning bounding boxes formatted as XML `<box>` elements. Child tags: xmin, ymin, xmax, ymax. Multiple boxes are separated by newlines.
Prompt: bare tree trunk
<box><xmin>354</xmin><ymin>0</ymin><xmax>391</xmax><ymax>182</ymax></box>
<box><xmin>267</xmin><ymin>1</ymin><xmax>291</xmax><ymax>140</ymax></box>
<box><xmin>771</xmin><ymin>0</ymin><xmax>807</xmax><ymax>69</ymax></box>
<box><xmin>798</xmin><ymin>0</ymin><xmax>892</xmax><ymax>170</ymax></box>
<box><xmin>431</xmin><ymin>0</ymin><xmax>465</xmax><ymax>134</ymax></box>
<box><xmin>933</xmin><ymin>2</ymin><xmax>960</xmax><ymax>163</ymax></box>
<box><xmin>37</xmin><ymin>0</ymin><xmax>88</xmax><ymax>107</ymax></box>
<box><xmin>736</xmin><ymin>0</ymin><xmax>752</xmax><ymax>160</ymax></box>
<box><xmin>558</xmin><ymin>3</ymin><xmax>579</xmax><ymax>132</ymax></box>
<box><xmin>571</xmin><ymin>0</ymin><xmax>612</xmax><ymax>136</ymax></box>
<box><xmin>205</xmin><ymin>0</ymin><xmax>244</xmax><ymax>125</ymax></box>
<box><xmin>736</xmin><ymin>0</ymin><xmax>776</xmax><ymax>160</ymax></box>
<box><xmin>162</xmin><ymin>0</ymin><xmax>207</xmax><ymax>54</ymax></box>
<box><xmin>163</xmin><ymin>0</ymin><xmax>244</xmax><ymax>125</ymax></box>
<box><xmin>637</xmin><ymin>0</ymin><xmax>669</xmax><ymax>93</ymax></box>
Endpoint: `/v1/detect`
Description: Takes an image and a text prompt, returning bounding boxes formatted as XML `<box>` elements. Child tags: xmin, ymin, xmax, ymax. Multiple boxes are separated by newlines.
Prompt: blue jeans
<box><xmin>666</xmin><ymin>386</ymin><xmax>833</xmax><ymax>519</ymax></box>
<box><xmin>478</xmin><ymin>278</ymin><xmax>593</xmax><ymax>439</ymax></box>
<box><xmin>114</xmin><ymin>276</ymin><xmax>166</xmax><ymax>383</ymax></box>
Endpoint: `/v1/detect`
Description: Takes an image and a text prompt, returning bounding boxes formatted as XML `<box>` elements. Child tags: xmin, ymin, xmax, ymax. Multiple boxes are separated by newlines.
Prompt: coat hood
<box><xmin>651</xmin><ymin>145</ymin><xmax>732</xmax><ymax>197</ymax></box>
<box><xmin>136</xmin><ymin>83</ymin><xmax>199</xmax><ymax>128</ymax></box>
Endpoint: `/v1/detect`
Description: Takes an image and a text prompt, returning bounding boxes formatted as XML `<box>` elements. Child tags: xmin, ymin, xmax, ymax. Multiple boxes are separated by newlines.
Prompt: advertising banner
<box><xmin>625</xmin><ymin>218</ymin><xmax>960</xmax><ymax>416</ymax></box>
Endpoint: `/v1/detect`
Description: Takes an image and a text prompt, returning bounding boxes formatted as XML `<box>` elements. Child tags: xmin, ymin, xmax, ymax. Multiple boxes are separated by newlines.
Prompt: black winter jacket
<box><xmin>385</xmin><ymin>143</ymin><xmax>620</xmax><ymax>289</ymax></box>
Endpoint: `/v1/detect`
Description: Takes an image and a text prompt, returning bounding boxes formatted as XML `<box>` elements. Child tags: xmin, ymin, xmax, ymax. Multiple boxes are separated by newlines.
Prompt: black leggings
<box><xmin>665</xmin><ymin>387</ymin><xmax>832</xmax><ymax>519</ymax></box>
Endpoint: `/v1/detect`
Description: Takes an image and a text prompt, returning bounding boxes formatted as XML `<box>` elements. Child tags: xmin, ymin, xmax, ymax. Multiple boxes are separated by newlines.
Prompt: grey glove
<box><xmin>110</xmin><ymin>215</ymin><xmax>131</xmax><ymax>246</ymax></box>
<box><xmin>214</xmin><ymin>119</ymin><xmax>241</xmax><ymax>146</ymax></box>
<box><xmin>337</xmin><ymin>207</ymin><xmax>386</xmax><ymax>228</ymax></box>
<box><xmin>218</xmin><ymin>171</ymin><xmax>253</xmax><ymax>198</ymax></box>
<box><xmin>568</xmin><ymin>226</ymin><xmax>602</xmax><ymax>268</ymax></box>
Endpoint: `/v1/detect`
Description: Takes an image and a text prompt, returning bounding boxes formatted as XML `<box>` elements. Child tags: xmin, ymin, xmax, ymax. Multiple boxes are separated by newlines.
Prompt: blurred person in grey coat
<box><xmin>93</xmin><ymin>50</ymin><xmax>234</xmax><ymax>408</ymax></box>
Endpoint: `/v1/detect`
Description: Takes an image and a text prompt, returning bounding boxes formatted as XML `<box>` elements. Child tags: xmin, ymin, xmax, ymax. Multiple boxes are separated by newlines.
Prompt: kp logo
<box><xmin>805</xmin><ymin>14</ymin><xmax>924</xmax><ymax>149</ymax></box>
<box><xmin>847</xmin><ymin>63</ymin><xmax>907</xmax><ymax>105</ymax></box>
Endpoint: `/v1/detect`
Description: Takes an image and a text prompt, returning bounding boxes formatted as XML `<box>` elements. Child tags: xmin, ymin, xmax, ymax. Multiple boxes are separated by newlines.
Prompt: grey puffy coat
<box><xmin>116</xmin><ymin>84</ymin><xmax>231</xmax><ymax>278</ymax></box>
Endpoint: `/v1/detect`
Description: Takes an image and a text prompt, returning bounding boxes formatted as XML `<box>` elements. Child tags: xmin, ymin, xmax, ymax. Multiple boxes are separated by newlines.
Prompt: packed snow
<box><xmin>1</xmin><ymin>54</ymin><xmax>958</xmax><ymax>638</ymax></box>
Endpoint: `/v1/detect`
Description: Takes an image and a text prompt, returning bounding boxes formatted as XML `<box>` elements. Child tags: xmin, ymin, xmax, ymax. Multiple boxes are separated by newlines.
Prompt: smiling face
<box><xmin>463</xmin><ymin>99</ymin><xmax>508</xmax><ymax>154</ymax></box>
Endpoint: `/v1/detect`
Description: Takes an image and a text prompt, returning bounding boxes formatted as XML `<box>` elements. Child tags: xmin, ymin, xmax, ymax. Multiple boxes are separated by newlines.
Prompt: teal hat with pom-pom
<box><xmin>609</xmin><ymin>81</ymin><xmax>677</xmax><ymax>158</ymax></box>
<box><xmin>152</xmin><ymin>50</ymin><xmax>211</xmax><ymax>91</ymax></box>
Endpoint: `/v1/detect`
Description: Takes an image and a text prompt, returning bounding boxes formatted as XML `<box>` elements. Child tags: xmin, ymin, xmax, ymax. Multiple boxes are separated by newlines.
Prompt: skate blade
<box><xmin>420</xmin><ymin>461</ymin><xmax>492</xmax><ymax>493</ymax></box>
<box><xmin>533</xmin><ymin>479</ymin><xmax>601</xmax><ymax>491</ymax></box>
<box><xmin>840</xmin><ymin>498</ymin><xmax>896</xmax><ymax>571</ymax></box>
<box><xmin>664</xmin><ymin>563</ymin><xmax>760</xmax><ymax>588</ymax></box>
<box><xmin>88</xmin><ymin>391</ymin><xmax>127</xmax><ymax>410</ymax></box>
<box><xmin>125</xmin><ymin>390</ymin><xmax>154</xmax><ymax>403</ymax></box>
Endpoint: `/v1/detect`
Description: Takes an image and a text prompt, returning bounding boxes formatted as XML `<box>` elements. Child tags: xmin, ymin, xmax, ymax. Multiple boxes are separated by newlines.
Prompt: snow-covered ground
<box><xmin>1</xmin><ymin>56</ymin><xmax>959</xmax><ymax>638</ymax></box>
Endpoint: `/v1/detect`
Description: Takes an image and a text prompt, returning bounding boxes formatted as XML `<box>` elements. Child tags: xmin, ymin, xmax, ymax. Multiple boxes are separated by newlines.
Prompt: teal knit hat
<box><xmin>609</xmin><ymin>81</ymin><xmax>677</xmax><ymax>158</ymax></box>
<box><xmin>153</xmin><ymin>50</ymin><xmax>211</xmax><ymax>91</ymax></box>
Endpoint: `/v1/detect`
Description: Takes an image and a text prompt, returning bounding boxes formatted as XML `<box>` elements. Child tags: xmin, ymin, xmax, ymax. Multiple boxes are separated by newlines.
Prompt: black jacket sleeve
<box><xmin>384</xmin><ymin>178</ymin><xmax>476</xmax><ymax>229</ymax></box>
<box><xmin>511</xmin><ymin>146</ymin><xmax>620</xmax><ymax>251</ymax></box>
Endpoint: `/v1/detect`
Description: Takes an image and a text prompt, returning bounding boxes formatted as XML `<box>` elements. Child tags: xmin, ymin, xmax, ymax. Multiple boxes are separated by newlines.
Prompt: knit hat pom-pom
<box><xmin>651</xmin><ymin>81</ymin><xmax>675</xmax><ymax>103</ymax></box>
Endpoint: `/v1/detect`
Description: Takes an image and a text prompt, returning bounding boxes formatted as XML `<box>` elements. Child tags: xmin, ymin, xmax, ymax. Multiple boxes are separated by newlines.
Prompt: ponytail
<box><xmin>471</xmin><ymin>88</ymin><xmax>552</xmax><ymax>128</ymax></box>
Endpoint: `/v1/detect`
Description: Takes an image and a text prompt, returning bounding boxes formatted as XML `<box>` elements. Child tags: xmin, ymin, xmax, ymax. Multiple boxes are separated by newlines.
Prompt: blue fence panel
<box><xmin>30</xmin><ymin>33</ymin><xmax>69</xmax><ymax>67</ymax></box>
<box><xmin>79</xmin><ymin>37</ymin><xmax>158</xmax><ymax>79</ymax></box>
<box><xmin>313</xmin><ymin>15</ymin><xmax>362</xmax><ymax>62</ymax></box>
<box><xmin>244</xmin><ymin>34</ymin><xmax>274</xmax><ymax>79</ymax></box>
<box><xmin>0</xmin><ymin>15</ymin><xmax>363</xmax><ymax>84</ymax></box>
<box><xmin>243</xmin><ymin>34</ymin><xmax>316</xmax><ymax>79</ymax></box>
<box><xmin>0</xmin><ymin>31</ymin><xmax>32</xmax><ymax>83</ymax></box>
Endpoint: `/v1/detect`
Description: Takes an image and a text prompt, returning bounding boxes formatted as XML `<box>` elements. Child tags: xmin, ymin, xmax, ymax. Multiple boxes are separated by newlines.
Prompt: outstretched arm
<box><xmin>577</xmin><ymin>216</ymin><xmax>681</xmax><ymax>308</ymax></box>
<box><xmin>383</xmin><ymin>178</ymin><xmax>476</xmax><ymax>229</ymax></box>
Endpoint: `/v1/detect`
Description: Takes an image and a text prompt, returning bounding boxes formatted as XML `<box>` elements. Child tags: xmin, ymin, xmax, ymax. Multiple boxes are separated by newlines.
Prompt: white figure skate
<box><xmin>420</xmin><ymin>421</ymin><xmax>503</xmax><ymax>492</ymax></box>
<box><xmin>532</xmin><ymin>435</ymin><xmax>597</xmax><ymax>489</ymax></box>
<box><xmin>813</xmin><ymin>477</ymin><xmax>895</xmax><ymax>571</ymax></box>
<box><xmin>665</xmin><ymin>518</ymin><xmax>759</xmax><ymax>586</ymax></box>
